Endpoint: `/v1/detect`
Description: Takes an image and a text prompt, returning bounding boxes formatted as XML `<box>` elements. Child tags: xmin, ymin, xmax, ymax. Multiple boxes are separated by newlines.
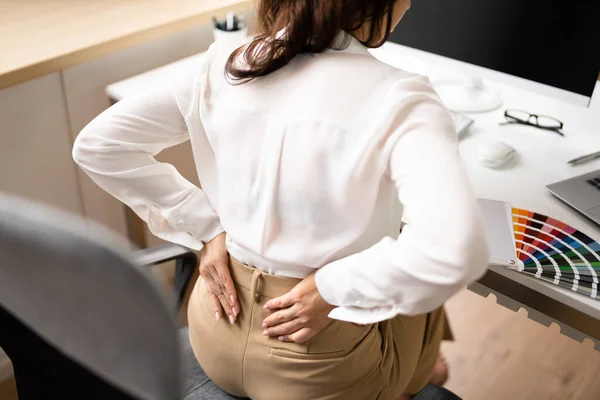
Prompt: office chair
<box><xmin>0</xmin><ymin>195</ymin><xmax>460</xmax><ymax>400</ymax></box>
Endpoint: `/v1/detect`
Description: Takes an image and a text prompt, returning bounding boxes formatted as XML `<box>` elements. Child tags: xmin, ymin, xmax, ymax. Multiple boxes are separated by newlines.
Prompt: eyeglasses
<box><xmin>500</xmin><ymin>109</ymin><xmax>564</xmax><ymax>136</ymax></box>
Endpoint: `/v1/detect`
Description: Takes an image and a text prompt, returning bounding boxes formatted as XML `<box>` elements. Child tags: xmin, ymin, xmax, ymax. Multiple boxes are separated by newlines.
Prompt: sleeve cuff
<box><xmin>328</xmin><ymin>306</ymin><xmax>398</xmax><ymax>325</ymax></box>
<box><xmin>317</xmin><ymin>268</ymin><xmax>397</xmax><ymax>324</ymax></box>
<box><xmin>315</xmin><ymin>266</ymin><xmax>342</xmax><ymax>307</ymax></box>
<box><xmin>145</xmin><ymin>188</ymin><xmax>224</xmax><ymax>250</ymax></box>
<box><xmin>148</xmin><ymin>218</ymin><xmax>224</xmax><ymax>252</ymax></box>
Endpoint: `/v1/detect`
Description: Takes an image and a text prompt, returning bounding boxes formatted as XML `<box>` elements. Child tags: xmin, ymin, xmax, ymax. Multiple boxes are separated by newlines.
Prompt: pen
<box><xmin>227</xmin><ymin>12</ymin><xmax>235</xmax><ymax>31</ymax></box>
<box><xmin>567</xmin><ymin>150</ymin><xmax>600</xmax><ymax>165</ymax></box>
<box><xmin>212</xmin><ymin>16</ymin><xmax>223</xmax><ymax>31</ymax></box>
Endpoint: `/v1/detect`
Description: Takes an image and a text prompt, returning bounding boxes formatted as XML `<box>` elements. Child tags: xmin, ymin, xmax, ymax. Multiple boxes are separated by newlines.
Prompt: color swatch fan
<box><xmin>511</xmin><ymin>208</ymin><xmax>600</xmax><ymax>299</ymax></box>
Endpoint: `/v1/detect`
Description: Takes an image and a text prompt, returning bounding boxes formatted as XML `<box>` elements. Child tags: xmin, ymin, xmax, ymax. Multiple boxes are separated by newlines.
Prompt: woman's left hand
<box><xmin>262</xmin><ymin>271</ymin><xmax>335</xmax><ymax>343</ymax></box>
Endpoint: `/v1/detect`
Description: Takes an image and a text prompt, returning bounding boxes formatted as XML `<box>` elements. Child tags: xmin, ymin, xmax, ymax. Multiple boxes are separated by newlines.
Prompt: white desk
<box><xmin>107</xmin><ymin>44</ymin><xmax>600</xmax><ymax>349</ymax></box>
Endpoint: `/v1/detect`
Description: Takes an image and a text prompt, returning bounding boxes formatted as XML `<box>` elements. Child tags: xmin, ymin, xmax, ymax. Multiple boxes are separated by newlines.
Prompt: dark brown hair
<box><xmin>225</xmin><ymin>0</ymin><xmax>397</xmax><ymax>83</ymax></box>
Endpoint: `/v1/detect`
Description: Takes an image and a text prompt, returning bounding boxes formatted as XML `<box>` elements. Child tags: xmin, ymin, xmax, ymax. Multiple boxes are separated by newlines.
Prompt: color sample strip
<box><xmin>523</xmin><ymin>271</ymin><xmax>599</xmax><ymax>299</ymax></box>
<box><xmin>514</xmin><ymin>211</ymin><xmax>599</xmax><ymax>281</ymax></box>
<box><xmin>524</xmin><ymin>270</ymin><xmax>597</xmax><ymax>290</ymax></box>
<box><xmin>512</xmin><ymin>207</ymin><xmax>600</xmax><ymax>300</ymax></box>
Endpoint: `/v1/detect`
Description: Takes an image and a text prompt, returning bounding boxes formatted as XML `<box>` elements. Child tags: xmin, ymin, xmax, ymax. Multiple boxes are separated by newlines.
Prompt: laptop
<box><xmin>546</xmin><ymin>170</ymin><xmax>600</xmax><ymax>225</ymax></box>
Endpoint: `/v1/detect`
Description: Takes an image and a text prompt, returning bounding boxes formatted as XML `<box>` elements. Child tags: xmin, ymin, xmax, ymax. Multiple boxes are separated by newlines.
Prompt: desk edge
<box><xmin>0</xmin><ymin>2</ymin><xmax>248</xmax><ymax>90</ymax></box>
<box><xmin>471</xmin><ymin>270</ymin><xmax>600</xmax><ymax>349</ymax></box>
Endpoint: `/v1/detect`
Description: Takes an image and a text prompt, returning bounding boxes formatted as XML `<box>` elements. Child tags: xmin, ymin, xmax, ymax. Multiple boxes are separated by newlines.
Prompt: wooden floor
<box><xmin>1</xmin><ymin>289</ymin><xmax>599</xmax><ymax>400</ymax></box>
<box><xmin>443</xmin><ymin>290</ymin><xmax>600</xmax><ymax>400</ymax></box>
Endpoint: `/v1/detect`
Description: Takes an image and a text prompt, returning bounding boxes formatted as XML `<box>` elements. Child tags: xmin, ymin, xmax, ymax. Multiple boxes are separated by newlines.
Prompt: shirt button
<box><xmin>177</xmin><ymin>220</ymin><xmax>184</xmax><ymax>226</ymax></box>
<box><xmin>254</xmin><ymin>293</ymin><xmax>260</xmax><ymax>302</ymax></box>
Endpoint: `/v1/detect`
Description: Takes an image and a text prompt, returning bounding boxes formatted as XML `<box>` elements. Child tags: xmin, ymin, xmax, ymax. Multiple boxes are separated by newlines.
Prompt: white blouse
<box><xmin>73</xmin><ymin>34</ymin><xmax>490</xmax><ymax>324</ymax></box>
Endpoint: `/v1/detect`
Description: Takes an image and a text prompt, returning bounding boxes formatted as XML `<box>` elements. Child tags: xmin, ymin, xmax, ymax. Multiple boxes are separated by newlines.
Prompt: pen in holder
<box><xmin>212</xmin><ymin>13</ymin><xmax>247</xmax><ymax>50</ymax></box>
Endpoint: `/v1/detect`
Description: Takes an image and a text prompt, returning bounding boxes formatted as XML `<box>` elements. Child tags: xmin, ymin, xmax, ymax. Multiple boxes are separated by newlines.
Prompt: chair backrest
<box><xmin>0</xmin><ymin>195</ymin><xmax>181</xmax><ymax>400</ymax></box>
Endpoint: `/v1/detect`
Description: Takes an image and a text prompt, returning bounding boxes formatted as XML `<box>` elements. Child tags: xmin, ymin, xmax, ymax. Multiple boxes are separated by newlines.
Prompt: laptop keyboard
<box><xmin>586</xmin><ymin>177</ymin><xmax>600</xmax><ymax>189</ymax></box>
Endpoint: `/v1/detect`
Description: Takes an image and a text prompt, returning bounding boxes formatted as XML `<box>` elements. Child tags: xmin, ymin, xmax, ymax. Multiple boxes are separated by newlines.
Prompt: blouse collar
<box><xmin>273</xmin><ymin>28</ymin><xmax>371</xmax><ymax>57</ymax></box>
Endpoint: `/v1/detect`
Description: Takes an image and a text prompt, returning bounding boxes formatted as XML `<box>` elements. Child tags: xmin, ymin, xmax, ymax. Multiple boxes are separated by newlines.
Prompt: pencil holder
<box><xmin>213</xmin><ymin>27</ymin><xmax>248</xmax><ymax>50</ymax></box>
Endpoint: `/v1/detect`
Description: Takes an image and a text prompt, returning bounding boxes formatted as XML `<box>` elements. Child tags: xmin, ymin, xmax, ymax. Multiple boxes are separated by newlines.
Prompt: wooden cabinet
<box><xmin>0</xmin><ymin>73</ymin><xmax>83</xmax><ymax>215</ymax></box>
<box><xmin>0</xmin><ymin>6</ymin><xmax>255</xmax><ymax>245</ymax></box>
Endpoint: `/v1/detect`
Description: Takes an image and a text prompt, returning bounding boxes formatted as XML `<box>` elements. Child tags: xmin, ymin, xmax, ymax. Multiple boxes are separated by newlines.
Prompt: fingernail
<box><xmin>230</xmin><ymin>295</ymin><xmax>235</xmax><ymax>304</ymax></box>
<box><xmin>262</xmin><ymin>323</ymin><xmax>268</xmax><ymax>328</ymax></box>
<box><xmin>278</xmin><ymin>336</ymin><xmax>285</xmax><ymax>341</ymax></box>
<box><xmin>229</xmin><ymin>315</ymin><xmax>235</xmax><ymax>324</ymax></box>
<box><xmin>232</xmin><ymin>307</ymin><xmax>238</xmax><ymax>317</ymax></box>
<box><xmin>263</xmin><ymin>304</ymin><xmax>269</xmax><ymax>310</ymax></box>
<box><xmin>263</xmin><ymin>330</ymin><xmax>269</xmax><ymax>336</ymax></box>
<box><xmin>215</xmin><ymin>312</ymin><xmax>220</xmax><ymax>322</ymax></box>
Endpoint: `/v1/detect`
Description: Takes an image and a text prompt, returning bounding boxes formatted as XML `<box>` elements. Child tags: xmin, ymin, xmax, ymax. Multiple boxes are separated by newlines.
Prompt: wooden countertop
<box><xmin>0</xmin><ymin>0</ymin><xmax>250</xmax><ymax>90</ymax></box>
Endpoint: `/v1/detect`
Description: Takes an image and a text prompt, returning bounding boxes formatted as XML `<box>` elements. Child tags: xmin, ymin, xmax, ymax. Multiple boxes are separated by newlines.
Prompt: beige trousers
<box><xmin>188</xmin><ymin>257</ymin><xmax>452</xmax><ymax>400</ymax></box>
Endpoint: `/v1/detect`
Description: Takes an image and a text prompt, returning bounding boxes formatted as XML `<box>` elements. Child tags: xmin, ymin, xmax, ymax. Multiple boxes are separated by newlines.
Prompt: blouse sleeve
<box><xmin>72</xmin><ymin>65</ymin><xmax>223</xmax><ymax>250</ymax></box>
<box><xmin>315</xmin><ymin>77</ymin><xmax>490</xmax><ymax>324</ymax></box>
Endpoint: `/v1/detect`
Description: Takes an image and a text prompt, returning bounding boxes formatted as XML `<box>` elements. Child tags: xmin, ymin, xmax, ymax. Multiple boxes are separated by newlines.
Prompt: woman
<box><xmin>73</xmin><ymin>0</ymin><xmax>489</xmax><ymax>398</ymax></box>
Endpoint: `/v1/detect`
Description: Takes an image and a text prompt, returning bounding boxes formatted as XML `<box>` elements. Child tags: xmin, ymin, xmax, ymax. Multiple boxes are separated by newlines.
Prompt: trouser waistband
<box><xmin>228</xmin><ymin>256</ymin><xmax>302</xmax><ymax>299</ymax></box>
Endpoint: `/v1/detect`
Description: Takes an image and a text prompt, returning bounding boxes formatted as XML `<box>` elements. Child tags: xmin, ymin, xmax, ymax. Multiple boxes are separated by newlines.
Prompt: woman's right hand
<box><xmin>199</xmin><ymin>232</ymin><xmax>240</xmax><ymax>324</ymax></box>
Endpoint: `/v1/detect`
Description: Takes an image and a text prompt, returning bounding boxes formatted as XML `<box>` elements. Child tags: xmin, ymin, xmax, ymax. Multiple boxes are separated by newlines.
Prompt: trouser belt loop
<box><xmin>250</xmin><ymin>269</ymin><xmax>262</xmax><ymax>302</ymax></box>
